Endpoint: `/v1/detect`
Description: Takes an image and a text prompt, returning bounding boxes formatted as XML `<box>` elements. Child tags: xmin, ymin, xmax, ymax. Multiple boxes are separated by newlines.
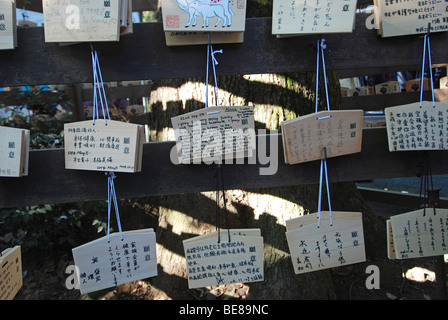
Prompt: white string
<box><xmin>106</xmin><ymin>172</ymin><xmax>123</xmax><ymax>242</ymax></box>
<box><xmin>205</xmin><ymin>34</ymin><xmax>223</xmax><ymax>108</ymax></box>
<box><xmin>420</xmin><ymin>35</ymin><xmax>435</xmax><ymax>108</ymax></box>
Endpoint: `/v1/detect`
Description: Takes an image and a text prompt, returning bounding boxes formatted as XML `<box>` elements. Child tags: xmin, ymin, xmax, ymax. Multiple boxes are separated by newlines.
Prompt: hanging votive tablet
<box><xmin>171</xmin><ymin>106</ymin><xmax>255</xmax><ymax>164</ymax></box>
<box><xmin>0</xmin><ymin>126</ymin><xmax>30</xmax><ymax>177</ymax></box>
<box><xmin>64</xmin><ymin>119</ymin><xmax>144</xmax><ymax>173</ymax></box>
<box><xmin>385</xmin><ymin>102</ymin><xmax>448</xmax><ymax>151</ymax></box>
<box><xmin>183</xmin><ymin>229</ymin><xmax>264</xmax><ymax>289</ymax></box>
<box><xmin>0</xmin><ymin>246</ymin><xmax>23</xmax><ymax>300</ymax></box>
<box><xmin>72</xmin><ymin>229</ymin><xmax>157</xmax><ymax>295</ymax></box>
<box><xmin>388</xmin><ymin>208</ymin><xmax>448</xmax><ymax>260</ymax></box>
<box><xmin>281</xmin><ymin>110</ymin><xmax>363</xmax><ymax>164</ymax></box>
<box><xmin>285</xmin><ymin>211</ymin><xmax>366</xmax><ymax>275</ymax></box>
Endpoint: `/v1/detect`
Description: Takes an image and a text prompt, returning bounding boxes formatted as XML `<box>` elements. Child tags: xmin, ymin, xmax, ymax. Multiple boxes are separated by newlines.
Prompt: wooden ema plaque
<box><xmin>171</xmin><ymin>106</ymin><xmax>255</xmax><ymax>164</ymax></box>
<box><xmin>389</xmin><ymin>209</ymin><xmax>448</xmax><ymax>260</ymax></box>
<box><xmin>272</xmin><ymin>0</ymin><xmax>357</xmax><ymax>36</ymax></box>
<box><xmin>72</xmin><ymin>229</ymin><xmax>157</xmax><ymax>295</ymax></box>
<box><xmin>0</xmin><ymin>0</ymin><xmax>17</xmax><ymax>50</ymax></box>
<box><xmin>281</xmin><ymin>110</ymin><xmax>363</xmax><ymax>164</ymax></box>
<box><xmin>285</xmin><ymin>211</ymin><xmax>366</xmax><ymax>275</ymax></box>
<box><xmin>376</xmin><ymin>0</ymin><xmax>448</xmax><ymax>38</ymax></box>
<box><xmin>43</xmin><ymin>0</ymin><xmax>121</xmax><ymax>43</ymax></box>
<box><xmin>0</xmin><ymin>246</ymin><xmax>22</xmax><ymax>300</ymax></box>
<box><xmin>161</xmin><ymin>0</ymin><xmax>247</xmax><ymax>33</ymax></box>
<box><xmin>64</xmin><ymin>120</ymin><xmax>144</xmax><ymax>173</ymax></box>
<box><xmin>183</xmin><ymin>229</ymin><xmax>264</xmax><ymax>289</ymax></box>
<box><xmin>0</xmin><ymin>126</ymin><xmax>30</xmax><ymax>177</ymax></box>
<box><xmin>385</xmin><ymin>102</ymin><xmax>448</xmax><ymax>152</ymax></box>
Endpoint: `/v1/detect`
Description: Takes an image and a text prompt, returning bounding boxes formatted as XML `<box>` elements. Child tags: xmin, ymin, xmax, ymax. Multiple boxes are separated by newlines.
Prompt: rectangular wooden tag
<box><xmin>161</xmin><ymin>0</ymin><xmax>247</xmax><ymax>33</ymax></box>
<box><xmin>272</xmin><ymin>0</ymin><xmax>357</xmax><ymax>36</ymax></box>
<box><xmin>171</xmin><ymin>106</ymin><xmax>255</xmax><ymax>164</ymax></box>
<box><xmin>386</xmin><ymin>220</ymin><xmax>396</xmax><ymax>260</ymax></box>
<box><xmin>0</xmin><ymin>126</ymin><xmax>30</xmax><ymax>177</ymax></box>
<box><xmin>385</xmin><ymin>102</ymin><xmax>448</xmax><ymax>151</ymax></box>
<box><xmin>72</xmin><ymin>229</ymin><xmax>157</xmax><ymax>295</ymax></box>
<box><xmin>183</xmin><ymin>233</ymin><xmax>264</xmax><ymax>289</ymax></box>
<box><xmin>64</xmin><ymin>120</ymin><xmax>144</xmax><ymax>173</ymax></box>
<box><xmin>43</xmin><ymin>0</ymin><xmax>121</xmax><ymax>43</ymax></box>
<box><xmin>0</xmin><ymin>0</ymin><xmax>16</xmax><ymax>50</ymax></box>
<box><xmin>286</xmin><ymin>211</ymin><xmax>366</xmax><ymax>275</ymax></box>
<box><xmin>390</xmin><ymin>208</ymin><xmax>448</xmax><ymax>260</ymax></box>
<box><xmin>377</xmin><ymin>0</ymin><xmax>448</xmax><ymax>38</ymax></box>
<box><xmin>281</xmin><ymin>110</ymin><xmax>363</xmax><ymax>164</ymax></box>
<box><xmin>0</xmin><ymin>246</ymin><xmax>23</xmax><ymax>300</ymax></box>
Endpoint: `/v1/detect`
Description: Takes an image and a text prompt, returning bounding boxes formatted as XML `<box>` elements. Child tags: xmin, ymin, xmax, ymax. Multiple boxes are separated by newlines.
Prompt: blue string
<box><xmin>205</xmin><ymin>34</ymin><xmax>222</xmax><ymax>108</ymax></box>
<box><xmin>106</xmin><ymin>172</ymin><xmax>123</xmax><ymax>242</ymax></box>
<box><xmin>315</xmin><ymin>39</ymin><xmax>333</xmax><ymax>227</ymax></box>
<box><xmin>420</xmin><ymin>35</ymin><xmax>435</xmax><ymax>108</ymax></box>
<box><xmin>91</xmin><ymin>48</ymin><xmax>111</xmax><ymax>125</ymax></box>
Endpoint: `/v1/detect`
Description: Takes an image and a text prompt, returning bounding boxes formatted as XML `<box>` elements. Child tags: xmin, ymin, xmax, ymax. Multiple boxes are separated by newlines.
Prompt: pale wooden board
<box><xmin>171</xmin><ymin>106</ymin><xmax>255</xmax><ymax>164</ymax></box>
<box><xmin>0</xmin><ymin>246</ymin><xmax>23</xmax><ymax>300</ymax></box>
<box><xmin>0</xmin><ymin>0</ymin><xmax>16</xmax><ymax>50</ymax></box>
<box><xmin>272</xmin><ymin>0</ymin><xmax>357</xmax><ymax>36</ymax></box>
<box><xmin>386</xmin><ymin>220</ymin><xmax>396</xmax><ymax>260</ymax></box>
<box><xmin>72</xmin><ymin>229</ymin><xmax>157</xmax><ymax>295</ymax></box>
<box><xmin>385</xmin><ymin>102</ymin><xmax>448</xmax><ymax>152</ymax></box>
<box><xmin>64</xmin><ymin>120</ymin><xmax>143</xmax><ymax>173</ymax></box>
<box><xmin>42</xmin><ymin>0</ymin><xmax>121</xmax><ymax>43</ymax></box>
<box><xmin>390</xmin><ymin>208</ymin><xmax>448</xmax><ymax>260</ymax></box>
<box><xmin>165</xmin><ymin>31</ymin><xmax>244</xmax><ymax>46</ymax></box>
<box><xmin>161</xmin><ymin>0</ymin><xmax>247</xmax><ymax>32</ymax></box>
<box><xmin>183</xmin><ymin>234</ymin><xmax>264</xmax><ymax>289</ymax></box>
<box><xmin>0</xmin><ymin>126</ymin><xmax>30</xmax><ymax>177</ymax></box>
<box><xmin>281</xmin><ymin>110</ymin><xmax>363</xmax><ymax>164</ymax></box>
<box><xmin>376</xmin><ymin>0</ymin><xmax>448</xmax><ymax>38</ymax></box>
<box><xmin>286</xmin><ymin>211</ymin><xmax>366</xmax><ymax>275</ymax></box>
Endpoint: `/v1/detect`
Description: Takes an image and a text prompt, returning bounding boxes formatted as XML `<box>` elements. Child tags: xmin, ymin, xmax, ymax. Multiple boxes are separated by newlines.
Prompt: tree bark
<box><xmin>143</xmin><ymin>70</ymin><xmax>386</xmax><ymax>300</ymax></box>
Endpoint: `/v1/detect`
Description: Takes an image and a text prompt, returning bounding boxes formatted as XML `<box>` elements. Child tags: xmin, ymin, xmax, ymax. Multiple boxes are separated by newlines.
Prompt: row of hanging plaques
<box><xmin>1</xmin><ymin>0</ymin><xmax>448</xmax><ymax>49</ymax></box>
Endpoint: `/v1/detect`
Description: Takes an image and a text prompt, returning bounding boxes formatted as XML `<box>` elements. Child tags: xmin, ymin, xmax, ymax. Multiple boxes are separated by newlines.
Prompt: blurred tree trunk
<box><xmin>143</xmin><ymin>69</ymin><xmax>386</xmax><ymax>300</ymax></box>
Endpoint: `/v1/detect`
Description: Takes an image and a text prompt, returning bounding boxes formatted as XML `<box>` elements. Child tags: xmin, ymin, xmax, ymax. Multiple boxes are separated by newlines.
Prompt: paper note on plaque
<box><xmin>286</xmin><ymin>211</ymin><xmax>366</xmax><ymax>275</ymax></box>
<box><xmin>72</xmin><ymin>229</ymin><xmax>157</xmax><ymax>295</ymax></box>
<box><xmin>183</xmin><ymin>232</ymin><xmax>264</xmax><ymax>289</ymax></box>
<box><xmin>386</xmin><ymin>220</ymin><xmax>396</xmax><ymax>260</ymax></box>
<box><xmin>42</xmin><ymin>0</ymin><xmax>121</xmax><ymax>43</ymax></box>
<box><xmin>0</xmin><ymin>0</ymin><xmax>17</xmax><ymax>50</ymax></box>
<box><xmin>161</xmin><ymin>0</ymin><xmax>247</xmax><ymax>32</ymax></box>
<box><xmin>0</xmin><ymin>126</ymin><xmax>30</xmax><ymax>177</ymax></box>
<box><xmin>165</xmin><ymin>31</ymin><xmax>244</xmax><ymax>46</ymax></box>
<box><xmin>171</xmin><ymin>106</ymin><xmax>255</xmax><ymax>164</ymax></box>
<box><xmin>272</xmin><ymin>0</ymin><xmax>357</xmax><ymax>36</ymax></box>
<box><xmin>281</xmin><ymin>110</ymin><xmax>363</xmax><ymax>164</ymax></box>
<box><xmin>0</xmin><ymin>246</ymin><xmax>23</xmax><ymax>300</ymax></box>
<box><xmin>64</xmin><ymin>120</ymin><xmax>144</xmax><ymax>173</ymax></box>
<box><xmin>390</xmin><ymin>209</ymin><xmax>448</xmax><ymax>260</ymax></box>
<box><xmin>385</xmin><ymin>102</ymin><xmax>448</xmax><ymax>152</ymax></box>
<box><xmin>376</xmin><ymin>0</ymin><xmax>448</xmax><ymax>38</ymax></box>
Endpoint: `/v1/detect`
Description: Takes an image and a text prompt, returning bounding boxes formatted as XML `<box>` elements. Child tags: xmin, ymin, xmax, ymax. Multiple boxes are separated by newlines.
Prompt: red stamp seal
<box><xmin>166</xmin><ymin>15</ymin><xmax>180</xmax><ymax>29</ymax></box>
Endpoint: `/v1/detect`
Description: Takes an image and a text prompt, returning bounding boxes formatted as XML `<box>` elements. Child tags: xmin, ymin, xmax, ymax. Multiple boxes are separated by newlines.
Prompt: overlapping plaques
<box><xmin>272</xmin><ymin>0</ymin><xmax>357</xmax><ymax>36</ymax></box>
<box><xmin>64</xmin><ymin>119</ymin><xmax>144</xmax><ymax>173</ymax></box>
<box><xmin>0</xmin><ymin>246</ymin><xmax>23</xmax><ymax>300</ymax></box>
<box><xmin>161</xmin><ymin>0</ymin><xmax>247</xmax><ymax>45</ymax></box>
<box><xmin>43</xmin><ymin>0</ymin><xmax>133</xmax><ymax>43</ymax></box>
<box><xmin>0</xmin><ymin>126</ymin><xmax>30</xmax><ymax>177</ymax></box>
<box><xmin>72</xmin><ymin>229</ymin><xmax>157</xmax><ymax>295</ymax></box>
<box><xmin>0</xmin><ymin>0</ymin><xmax>17</xmax><ymax>50</ymax></box>
<box><xmin>375</xmin><ymin>0</ymin><xmax>448</xmax><ymax>38</ymax></box>
<box><xmin>285</xmin><ymin>211</ymin><xmax>366</xmax><ymax>274</ymax></box>
<box><xmin>385</xmin><ymin>102</ymin><xmax>448</xmax><ymax>151</ymax></box>
<box><xmin>387</xmin><ymin>209</ymin><xmax>448</xmax><ymax>260</ymax></box>
<box><xmin>183</xmin><ymin>229</ymin><xmax>264</xmax><ymax>289</ymax></box>
<box><xmin>281</xmin><ymin>110</ymin><xmax>363</xmax><ymax>164</ymax></box>
<box><xmin>171</xmin><ymin>106</ymin><xmax>255</xmax><ymax>164</ymax></box>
